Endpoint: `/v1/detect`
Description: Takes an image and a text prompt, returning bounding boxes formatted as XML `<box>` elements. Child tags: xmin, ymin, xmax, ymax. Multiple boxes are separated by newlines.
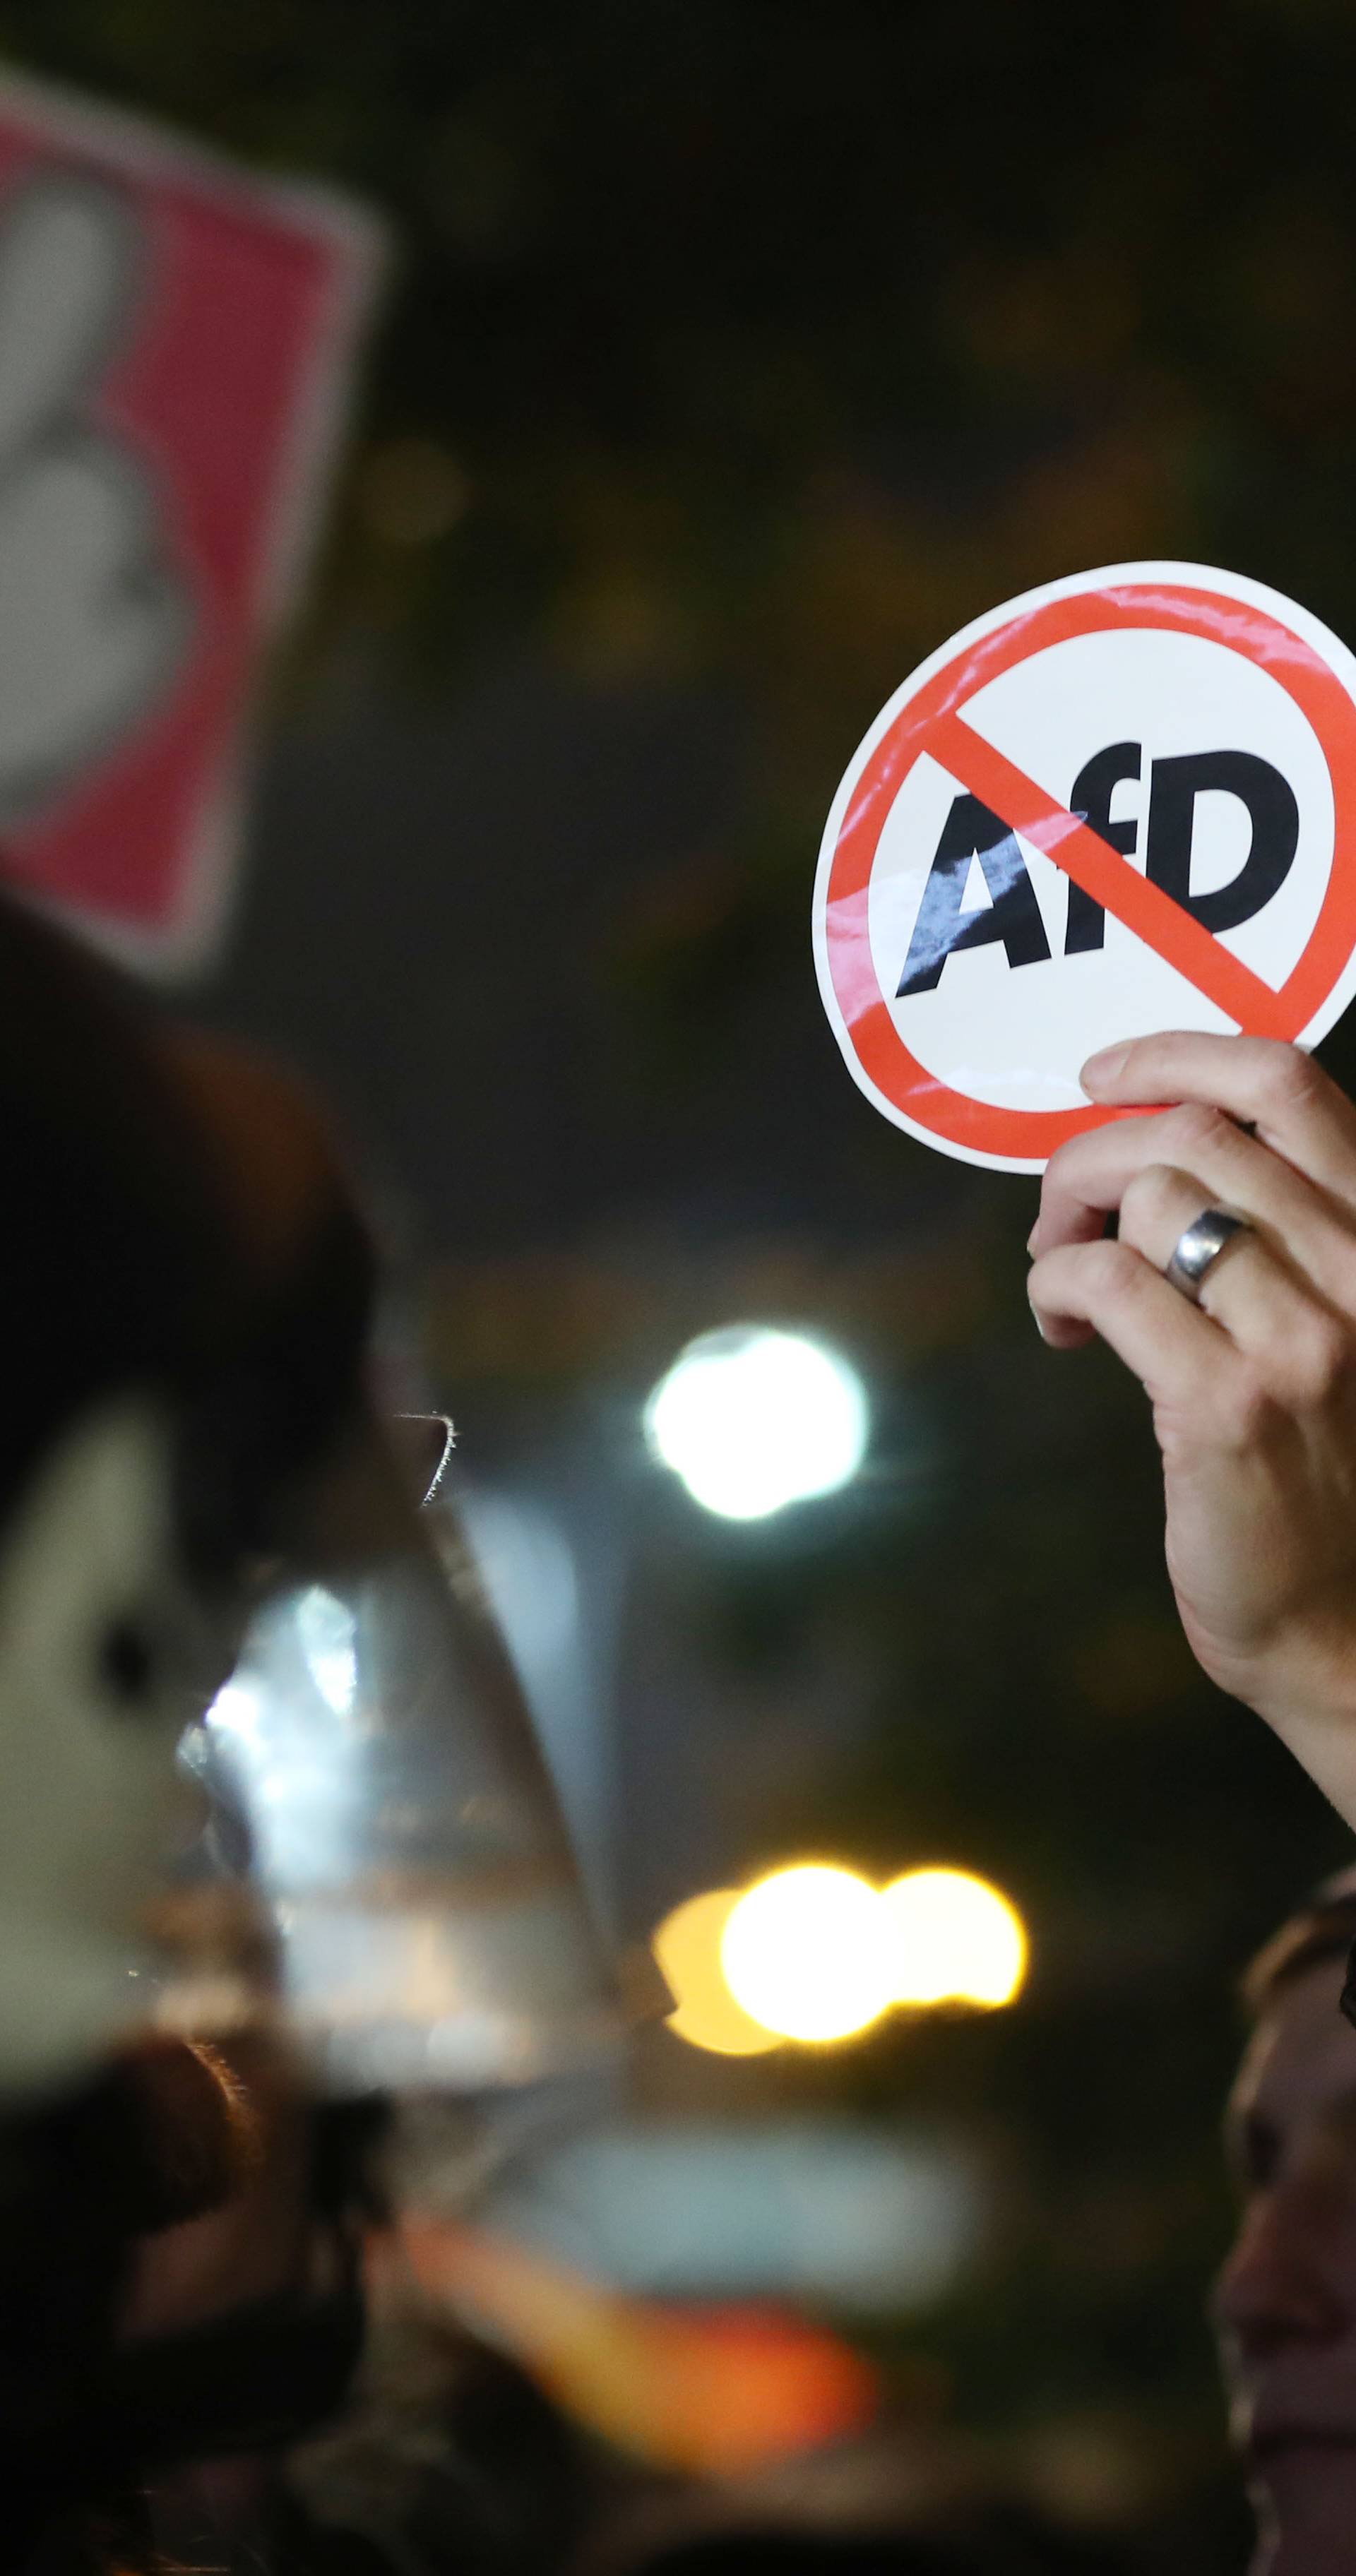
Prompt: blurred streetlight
<box><xmin>720</xmin><ymin>1864</ymin><xmax>892</xmax><ymax>2044</ymax></box>
<box><xmin>881</xmin><ymin>1867</ymin><xmax>1028</xmax><ymax>2008</ymax></box>
<box><xmin>654</xmin><ymin>1863</ymin><xmax>1030</xmax><ymax>2052</ymax></box>
<box><xmin>644</xmin><ymin>1326</ymin><xmax>869</xmax><ymax>1521</ymax></box>
<box><xmin>652</xmin><ymin>1888</ymin><xmax>782</xmax><ymax>2056</ymax></box>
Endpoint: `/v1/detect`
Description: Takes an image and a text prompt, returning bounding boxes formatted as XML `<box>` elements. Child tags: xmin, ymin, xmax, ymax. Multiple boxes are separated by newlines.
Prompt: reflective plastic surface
<box><xmin>182</xmin><ymin>1507</ymin><xmax>621</xmax><ymax>2092</ymax></box>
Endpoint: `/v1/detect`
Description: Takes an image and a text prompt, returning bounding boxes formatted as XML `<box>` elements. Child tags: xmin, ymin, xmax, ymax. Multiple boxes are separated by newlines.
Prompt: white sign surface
<box><xmin>813</xmin><ymin>561</ymin><xmax>1356</xmax><ymax>1169</ymax></box>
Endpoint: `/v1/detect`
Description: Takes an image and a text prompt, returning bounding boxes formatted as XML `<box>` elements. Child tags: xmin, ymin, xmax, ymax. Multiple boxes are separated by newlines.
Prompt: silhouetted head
<box><xmin>0</xmin><ymin>893</ymin><xmax>393</xmax><ymax>2093</ymax></box>
<box><xmin>1215</xmin><ymin>1869</ymin><xmax>1356</xmax><ymax>2576</ymax></box>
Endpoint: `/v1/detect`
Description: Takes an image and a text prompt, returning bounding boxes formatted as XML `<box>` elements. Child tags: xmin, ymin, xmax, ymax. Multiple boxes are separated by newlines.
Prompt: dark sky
<box><xmin>201</xmin><ymin>648</ymin><xmax>976</xmax><ymax>1263</ymax></box>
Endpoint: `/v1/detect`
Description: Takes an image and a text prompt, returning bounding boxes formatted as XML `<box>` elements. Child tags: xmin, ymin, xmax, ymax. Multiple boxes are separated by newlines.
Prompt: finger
<box><xmin>0</xmin><ymin>179</ymin><xmax>135</xmax><ymax>458</ymax></box>
<box><xmin>1078</xmin><ymin>1033</ymin><xmax>1356</xmax><ymax>1210</ymax></box>
<box><xmin>1116</xmin><ymin>1162</ymin><xmax>1350</xmax><ymax>1396</ymax></box>
<box><xmin>1028</xmin><ymin>1233</ymin><xmax>1239</xmax><ymax>1410</ymax></box>
<box><xmin>1033</xmin><ymin>1101</ymin><xmax>1356</xmax><ymax>1316</ymax></box>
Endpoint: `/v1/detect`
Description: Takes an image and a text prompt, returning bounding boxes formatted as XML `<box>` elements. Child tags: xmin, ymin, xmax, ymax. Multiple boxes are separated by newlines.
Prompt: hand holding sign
<box><xmin>814</xmin><ymin>562</ymin><xmax>1356</xmax><ymax>1823</ymax></box>
<box><xmin>1026</xmin><ymin>1029</ymin><xmax>1356</xmax><ymax>1833</ymax></box>
<box><xmin>0</xmin><ymin>175</ymin><xmax>189</xmax><ymax>822</ymax></box>
<box><xmin>814</xmin><ymin>561</ymin><xmax>1356</xmax><ymax>1169</ymax></box>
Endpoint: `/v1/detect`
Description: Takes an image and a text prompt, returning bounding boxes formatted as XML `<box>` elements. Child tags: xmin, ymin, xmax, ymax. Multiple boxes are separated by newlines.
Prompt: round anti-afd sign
<box><xmin>811</xmin><ymin>561</ymin><xmax>1356</xmax><ymax>1171</ymax></box>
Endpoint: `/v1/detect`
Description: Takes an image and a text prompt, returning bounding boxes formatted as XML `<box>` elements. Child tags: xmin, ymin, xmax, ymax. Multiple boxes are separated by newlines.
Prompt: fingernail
<box><xmin>1081</xmin><ymin>1042</ymin><xmax>1129</xmax><ymax>1091</ymax></box>
<box><xmin>1026</xmin><ymin>1294</ymin><xmax>1051</xmax><ymax>1344</ymax></box>
<box><xmin>1025</xmin><ymin>1224</ymin><xmax>1040</xmax><ymax>1258</ymax></box>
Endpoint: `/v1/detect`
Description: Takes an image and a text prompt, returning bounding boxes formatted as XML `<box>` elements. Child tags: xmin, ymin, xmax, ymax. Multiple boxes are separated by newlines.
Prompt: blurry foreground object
<box><xmin>482</xmin><ymin>2119</ymin><xmax>980</xmax><ymax>2313</ymax></box>
<box><xmin>0</xmin><ymin>879</ymin><xmax>404</xmax><ymax>2557</ymax></box>
<box><xmin>646</xmin><ymin>1328</ymin><xmax>869</xmax><ymax>1521</ymax></box>
<box><xmin>0</xmin><ymin>886</ymin><xmax>402</xmax><ymax>2094</ymax></box>
<box><xmin>183</xmin><ymin>1484</ymin><xmax>622</xmax><ymax>2093</ymax></box>
<box><xmin>386</xmin><ymin>2218</ymin><xmax>877</xmax><ymax>2476</ymax></box>
<box><xmin>0</xmin><ymin>885</ymin><xmax>617</xmax><ymax>2563</ymax></box>
<box><xmin>0</xmin><ymin>68</ymin><xmax>382</xmax><ymax>973</ymax></box>
<box><xmin>285</xmin><ymin>2306</ymin><xmax>602</xmax><ymax>2576</ymax></box>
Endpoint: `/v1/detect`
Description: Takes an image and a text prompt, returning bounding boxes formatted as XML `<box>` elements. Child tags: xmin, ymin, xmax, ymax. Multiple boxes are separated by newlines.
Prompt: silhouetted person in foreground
<box><xmin>1217</xmin><ymin>1869</ymin><xmax>1356</xmax><ymax>2576</ymax></box>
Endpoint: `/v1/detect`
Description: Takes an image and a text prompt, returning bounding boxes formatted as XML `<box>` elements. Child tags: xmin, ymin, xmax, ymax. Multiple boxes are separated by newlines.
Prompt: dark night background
<box><xmin>9</xmin><ymin>1</ymin><xmax>1356</xmax><ymax>2560</ymax></box>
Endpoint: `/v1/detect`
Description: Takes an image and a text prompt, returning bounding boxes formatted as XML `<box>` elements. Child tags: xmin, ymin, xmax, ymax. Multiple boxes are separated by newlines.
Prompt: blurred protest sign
<box><xmin>0</xmin><ymin>67</ymin><xmax>381</xmax><ymax>974</ymax></box>
<box><xmin>814</xmin><ymin>562</ymin><xmax>1356</xmax><ymax>1170</ymax></box>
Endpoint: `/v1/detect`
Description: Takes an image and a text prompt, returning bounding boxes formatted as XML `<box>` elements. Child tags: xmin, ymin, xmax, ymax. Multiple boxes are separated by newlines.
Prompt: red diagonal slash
<box><xmin>927</xmin><ymin>709</ymin><xmax>1295</xmax><ymax>1040</ymax></box>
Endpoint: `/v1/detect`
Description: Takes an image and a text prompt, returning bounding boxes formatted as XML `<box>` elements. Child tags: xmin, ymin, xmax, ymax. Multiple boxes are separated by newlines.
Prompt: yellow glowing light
<box><xmin>881</xmin><ymin>1868</ymin><xmax>1028</xmax><ymax>2009</ymax></box>
<box><xmin>720</xmin><ymin>1864</ymin><xmax>893</xmax><ymax>2044</ymax></box>
<box><xmin>652</xmin><ymin>1890</ymin><xmax>782</xmax><ymax>2056</ymax></box>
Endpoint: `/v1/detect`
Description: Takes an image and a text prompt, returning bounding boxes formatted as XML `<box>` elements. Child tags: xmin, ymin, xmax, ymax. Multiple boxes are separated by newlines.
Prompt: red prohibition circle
<box><xmin>821</xmin><ymin>580</ymin><xmax>1356</xmax><ymax>1161</ymax></box>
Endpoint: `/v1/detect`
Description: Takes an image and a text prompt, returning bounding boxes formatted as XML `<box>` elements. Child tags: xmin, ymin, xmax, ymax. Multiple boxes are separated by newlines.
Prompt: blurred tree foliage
<box><xmin>11</xmin><ymin>0</ymin><xmax>1356</xmax><ymax>2505</ymax></box>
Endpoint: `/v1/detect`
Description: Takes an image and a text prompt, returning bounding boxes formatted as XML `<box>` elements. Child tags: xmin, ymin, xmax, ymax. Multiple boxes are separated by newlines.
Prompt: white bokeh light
<box><xmin>295</xmin><ymin>1585</ymin><xmax>359</xmax><ymax>1717</ymax></box>
<box><xmin>645</xmin><ymin>1326</ymin><xmax>869</xmax><ymax>1520</ymax></box>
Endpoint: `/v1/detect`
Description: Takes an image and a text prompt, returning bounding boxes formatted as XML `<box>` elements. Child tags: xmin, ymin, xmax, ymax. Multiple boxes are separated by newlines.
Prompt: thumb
<box><xmin>0</xmin><ymin>175</ymin><xmax>137</xmax><ymax>460</ymax></box>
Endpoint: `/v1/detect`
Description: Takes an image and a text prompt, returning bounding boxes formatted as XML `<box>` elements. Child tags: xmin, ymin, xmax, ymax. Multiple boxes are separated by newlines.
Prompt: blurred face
<box><xmin>1216</xmin><ymin>1956</ymin><xmax>1356</xmax><ymax>2576</ymax></box>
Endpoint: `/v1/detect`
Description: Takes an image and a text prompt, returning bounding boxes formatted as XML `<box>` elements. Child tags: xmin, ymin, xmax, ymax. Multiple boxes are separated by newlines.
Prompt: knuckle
<box><xmin>1121</xmin><ymin>1162</ymin><xmax>1184</xmax><ymax>1235</ymax></box>
<box><xmin>1085</xmin><ymin>1238</ymin><xmax>1144</xmax><ymax>1301</ymax></box>
<box><xmin>1267</xmin><ymin>1045</ymin><xmax>1324</xmax><ymax>1117</ymax></box>
<box><xmin>1038</xmin><ymin>1154</ymin><xmax>1074</xmax><ymax>1205</ymax></box>
<box><xmin>1285</xmin><ymin>1311</ymin><xmax>1352</xmax><ymax>1405</ymax></box>
<box><xmin>1165</xmin><ymin>1101</ymin><xmax>1232</xmax><ymax>1158</ymax></box>
<box><xmin>1043</xmin><ymin>1131</ymin><xmax>1097</xmax><ymax>1190</ymax></box>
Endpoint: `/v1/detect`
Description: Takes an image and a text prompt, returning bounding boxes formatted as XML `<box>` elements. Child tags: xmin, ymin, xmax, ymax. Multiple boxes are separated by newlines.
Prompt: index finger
<box><xmin>1078</xmin><ymin>1032</ymin><xmax>1356</xmax><ymax>1208</ymax></box>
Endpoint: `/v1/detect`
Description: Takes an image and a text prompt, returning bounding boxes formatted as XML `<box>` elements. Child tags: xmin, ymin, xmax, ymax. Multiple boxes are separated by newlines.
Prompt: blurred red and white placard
<box><xmin>0</xmin><ymin>68</ymin><xmax>383</xmax><ymax>972</ymax></box>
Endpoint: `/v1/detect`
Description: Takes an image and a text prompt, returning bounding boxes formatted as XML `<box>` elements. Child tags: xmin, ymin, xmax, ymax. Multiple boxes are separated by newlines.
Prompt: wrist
<box><xmin>1240</xmin><ymin>1640</ymin><xmax>1356</xmax><ymax>1829</ymax></box>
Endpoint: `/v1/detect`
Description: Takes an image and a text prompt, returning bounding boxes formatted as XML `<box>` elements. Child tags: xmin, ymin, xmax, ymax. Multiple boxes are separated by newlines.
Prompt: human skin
<box><xmin>1218</xmin><ymin>1957</ymin><xmax>1356</xmax><ymax>2576</ymax></box>
<box><xmin>117</xmin><ymin>2023</ymin><xmax>313</xmax><ymax>2342</ymax></box>
<box><xmin>1028</xmin><ymin>1034</ymin><xmax>1356</xmax><ymax>1830</ymax></box>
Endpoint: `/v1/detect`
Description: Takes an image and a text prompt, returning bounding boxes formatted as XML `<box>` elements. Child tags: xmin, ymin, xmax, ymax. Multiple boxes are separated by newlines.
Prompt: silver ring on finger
<box><xmin>1163</xmin><ymin>1205</ymin><xmax>1256</xmax><ymax>1305</ymax></box>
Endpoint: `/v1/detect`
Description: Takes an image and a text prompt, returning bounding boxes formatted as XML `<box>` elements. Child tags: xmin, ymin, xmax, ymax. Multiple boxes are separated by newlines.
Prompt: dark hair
<box><xmin>0</xmin><ymin>890</ymin><xmax>376</xmax><ymax>1584</ymax></box>
<box><xmin>1240</xmin><ymin>1872</ymin><xmax>1356</xmax><ymax>2017</ymax></box>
